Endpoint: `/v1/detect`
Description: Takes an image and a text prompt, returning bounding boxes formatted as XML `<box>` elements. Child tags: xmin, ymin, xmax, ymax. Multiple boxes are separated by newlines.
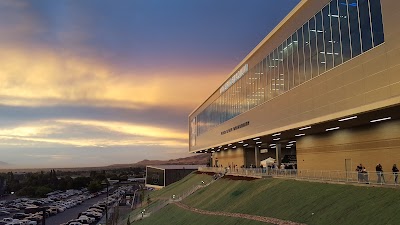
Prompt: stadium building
<box><xmin>189</xmin><ymin>0</ymin><xmax>400</xmax><ymax>172</ymax></box>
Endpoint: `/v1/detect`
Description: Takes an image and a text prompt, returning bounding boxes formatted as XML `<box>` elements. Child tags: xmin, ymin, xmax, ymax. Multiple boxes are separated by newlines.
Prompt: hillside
<box><xmin>106</xmin><ymin>153</ymin><xmax>210</xmax><ymax>168</ymax></box>
<box><xmin>0</xmin><ymin>161</ymin><xmax>10</xmax><ymax>166</ymax></box>
<box><xmin>0</xmin><ymin>154</ymin><xmax>210</xmax><ymax>172</ymax></box>
<box><xmin>129</xmin><ymin>172</ymin><xmax>400</xmax><ymax>225</ymax></box>
<box><xmin>134</xmin><ymin>154</ymin><xmax>210</xmax><ymax>166</ymax></box>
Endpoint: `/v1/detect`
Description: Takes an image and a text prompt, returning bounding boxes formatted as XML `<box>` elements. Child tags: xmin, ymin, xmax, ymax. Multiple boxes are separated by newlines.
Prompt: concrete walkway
<box><xmin>173</xmin><ymin>202</ymin><xmax>306</xmax><ymax>225</ymax></box>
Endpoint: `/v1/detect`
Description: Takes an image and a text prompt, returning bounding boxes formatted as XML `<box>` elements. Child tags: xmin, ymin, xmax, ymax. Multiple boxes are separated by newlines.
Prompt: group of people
<box><xmin>356</xmin><ymin>163</ymin><xmax>399</xmax><ymax>184</ymax></box>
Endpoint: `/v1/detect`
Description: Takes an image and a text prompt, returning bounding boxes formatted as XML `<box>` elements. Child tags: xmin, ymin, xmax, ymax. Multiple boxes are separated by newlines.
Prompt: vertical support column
<box><xmin>255</xmin><ymin>146</ymin><xmax>259</xmax><ymax>167</ymax></box>
<box><xmin>275</xmin><ymin>143</ymin><xmax>282</xmax><ymax>166</ymax></box>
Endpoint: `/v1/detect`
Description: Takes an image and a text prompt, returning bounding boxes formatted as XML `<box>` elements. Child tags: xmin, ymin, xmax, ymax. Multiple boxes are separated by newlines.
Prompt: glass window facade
<box><xmin>195</xmin><ymin>0</ymin><xmax>384</xmax><ymax>137</ymax></box>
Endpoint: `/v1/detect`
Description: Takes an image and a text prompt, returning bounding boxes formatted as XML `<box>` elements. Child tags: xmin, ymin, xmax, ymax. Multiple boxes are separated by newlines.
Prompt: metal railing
<box><xmin>198</xmin><ymin>167</ymin><xmax>400</xmax><ymax>186</ymax></box>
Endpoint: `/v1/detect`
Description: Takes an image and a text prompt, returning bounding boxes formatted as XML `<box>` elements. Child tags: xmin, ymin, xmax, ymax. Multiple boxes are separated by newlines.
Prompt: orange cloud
<box><xmin>0</xmin><ymin>119</ymin><xmax>187</xmax><ymax>148</ymax></box>
<box><xmin>0</xmin><ymin>47</ymin><xmax>225</xmax><ymax>110</ymax></box>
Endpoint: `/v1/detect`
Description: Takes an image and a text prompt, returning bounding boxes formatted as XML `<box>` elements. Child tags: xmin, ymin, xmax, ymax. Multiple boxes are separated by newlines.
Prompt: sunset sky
<box><xmin>0</xmin><ymin>0</ymin><xmax>300</xmax><ymax>168</ymax></box>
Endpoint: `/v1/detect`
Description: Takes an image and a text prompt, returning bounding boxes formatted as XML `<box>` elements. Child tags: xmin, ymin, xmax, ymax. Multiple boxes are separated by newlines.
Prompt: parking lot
<box><xmin>45</xmin><ymin>193</ymin><xmax>106</xmax><ymax>225</ymax></box>
<box><xmin>0</xmin><ymin>185</ymin><xmax>138</xmax><ymax>225</ymax></box>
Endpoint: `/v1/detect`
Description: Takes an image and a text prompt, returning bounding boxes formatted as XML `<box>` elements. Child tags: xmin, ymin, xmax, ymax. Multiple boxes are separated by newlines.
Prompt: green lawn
<box><xmin>183</xmin><ymin>177</ymin><xmax>400</xmax><ymax>225</ymax></box>
<box><xmin>120</xmin><ymin>172</ymin><xmax>214</xmax><ymax>224</ymax></box>
<box><xmin>124</xmin><ymin>173</ymin><xmax>400</xmax><ymax>225</ymax></box>
<box><xmin>149</xmin><ymin>172</ymin><xmax>213</xmax><ymax>200</ymax></box>
<box><xmin>132</xmin><ymin>204</ymin><xmax>271</xmax><ymax>225</ymax></box>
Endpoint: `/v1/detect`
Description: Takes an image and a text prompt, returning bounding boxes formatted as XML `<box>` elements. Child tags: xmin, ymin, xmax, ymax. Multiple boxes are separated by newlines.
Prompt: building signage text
<box><xmin>221</xmin><ymin>121</ymin><xmax>250</xmax><ymax>135</ymax></box>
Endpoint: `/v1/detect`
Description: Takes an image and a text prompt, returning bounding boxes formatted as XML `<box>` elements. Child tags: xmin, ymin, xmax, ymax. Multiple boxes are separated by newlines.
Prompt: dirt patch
<box><xmin>195</xmin><ymin>171</ymin><xmax>259</xmax><ymax>181</ymax></box>
<box><xmin>222</xmin><ymin>175</ymin><xmax>259</xmax><ymax>181</ymax></box>
<box><xmin>173</xmin><ymin>202</ymin><xmax>306</xmax><ymax>225</ymax></box>
<box><xmin>195</xmin><ymin>171</ymin><xmax>215</xmax><ymax>176</ymax></box>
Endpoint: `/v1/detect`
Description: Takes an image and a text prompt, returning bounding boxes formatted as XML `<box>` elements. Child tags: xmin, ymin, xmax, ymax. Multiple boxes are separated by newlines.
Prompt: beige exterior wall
<box><xmin>212</xmin><ymin>148</ymin><xmax>245</xmax><ymax>168</ymax></box>
<box><xmin>190</xmin><ymin>0</ymin><xmax>400</xmax><ymax>153</ymax></box>
<box><xmin>297</xmin><ymin>120</ymin><xmax>400</xmax><ymax>172</ymax></box>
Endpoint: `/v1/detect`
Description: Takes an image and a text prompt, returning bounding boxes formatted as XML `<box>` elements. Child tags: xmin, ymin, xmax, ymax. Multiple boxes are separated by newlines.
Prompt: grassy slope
<box><xmin>120</xmin><ymin>173</ymin><xmax>214</xmax><ymax>224</ymax></box>
<box><xmin>149</xmin><ymin>172</ymin><xmax>213</xmax><ymax>200</ymax></box>
<box><xmin>127</xmin><ymin>173</ymin><xmax>400</xmax><ymax>225</ymax></box>
<box><xmin>183</xmin><ymin>177</ymin><xmax>400</xmax><ymax>225</ymax></box>
<box><xmin>133</xmin><ymin>204</ymin><xmax>271</xmax><ymax>225</ymax></box>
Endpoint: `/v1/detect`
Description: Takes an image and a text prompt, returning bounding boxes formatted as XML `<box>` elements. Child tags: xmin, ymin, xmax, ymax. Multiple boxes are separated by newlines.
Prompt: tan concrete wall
<box><xmin>190</xmin><ymin>0</ymin><xmax>400</xmax><ymax>152</ymax></box>
<box><xmin>212</xmin><ymin>148</ymin><xmax>245</xmax><ymax>168</ymax></box>
<box><xmin>297</xmin><ymin>120</ymin><xmax>400</xmax><ymax>172</ymax></box>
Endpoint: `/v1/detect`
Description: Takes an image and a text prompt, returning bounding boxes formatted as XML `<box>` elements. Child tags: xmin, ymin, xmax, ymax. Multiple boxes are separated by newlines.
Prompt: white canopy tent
<box><xmin>260</xmin><ymin>157</ymin><xmax>275</xmax><ymax>167</ymax></box>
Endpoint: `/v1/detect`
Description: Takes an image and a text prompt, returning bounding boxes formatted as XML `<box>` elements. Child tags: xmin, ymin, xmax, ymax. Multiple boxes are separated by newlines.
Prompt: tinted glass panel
<box><xmin>282</xmin><ymin>39</ymin><xmax>289</xmax><ymax>92</ymax></box>
<box><xmin>323</xmin><ymin>5</ymin><xmax>334</xmax><ymax>70</ymax></box>
<box><xmin>315</xmin><ymin>11</ymin><xmax>326</xmax><ymax>73</ymax></box>
<box><xmin>348</xmin><ymin>0</ymin><xmax>361</xmax><ymax>57</ymax></box>
<box><xmin>286</xmin><ymin>36</ymin><xmax>294</xmax><ymax>90</ymax></box>
<box><xmin>278</xmin><ymin>44</ymin><xmax>284</xmax><ymax>95</ymax></box>
<box><xmin>369</xmin><ymin>0</ymin><xmax>384</xmax><ymax>46</ymax></box>
<box><xmin>292</xmin><ymin>33</ymin><xmax>300</xmax><ymax>87</ymax></box>
<box><xmin>297</xmin><ymin>27</ymin><xmax>305</xmax><ymax>84</ymax></box>
<box><xmin>303</xmin><ymin>22</ymin><xmax>312</xmax><ymax>81</ymax></box>
<box><xmin>330</xmin><ymin>0</ymin><xmax>343</xmax><ymax>66</ymax></box>
<box><xmin>358</xmin><ymin>0</ymin><xmax>373</xmax><ymax>52</ymax></box>
<box><xmin>339</xmin><ymin>0</ymin><xmax>351</xmax><ymax>62</ymax></box>
<box><xmin>309</xmin><ymin>17</ymin><xmax>319</xmax><ymax>78</ymax></box>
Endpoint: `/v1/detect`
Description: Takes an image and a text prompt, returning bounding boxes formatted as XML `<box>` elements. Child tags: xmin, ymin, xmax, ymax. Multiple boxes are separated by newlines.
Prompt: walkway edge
<box><xmin>173</xmin><ymin>202</ymin><xmax>306</xmax><ymax>225</ymax></box>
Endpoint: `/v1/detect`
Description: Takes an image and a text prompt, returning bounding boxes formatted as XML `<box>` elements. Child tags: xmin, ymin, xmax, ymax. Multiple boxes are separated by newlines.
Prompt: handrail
<box><xmin>198</xmin><ymin>167</ymin><xmax>400</xmax><ymax>186</ymax></box>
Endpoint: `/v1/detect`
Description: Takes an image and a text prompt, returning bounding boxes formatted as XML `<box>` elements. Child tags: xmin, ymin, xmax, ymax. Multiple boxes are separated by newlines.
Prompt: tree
<box><xmin>35</xmin><ymin>186</ymin><xmax>52</xmax><ymax>197</ymax></box>
<box><xmin>17</xmin><ymin>186</ymin><xmax>35</xmax><ymax>197</ymax></box>
<box><xmin>87</xmin><ymin>181</ymin><xmax>102</xmax><ymax>193</ymax></box>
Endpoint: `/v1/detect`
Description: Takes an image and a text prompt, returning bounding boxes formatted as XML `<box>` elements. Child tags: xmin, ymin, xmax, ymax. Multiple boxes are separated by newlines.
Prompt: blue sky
<box><xmin>0</xmin><ymin>0</ymin><xmax>300</xmax><ymax>168</ymax></box>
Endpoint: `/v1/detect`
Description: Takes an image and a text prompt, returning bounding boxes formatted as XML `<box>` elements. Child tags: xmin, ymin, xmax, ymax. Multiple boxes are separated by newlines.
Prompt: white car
<box><xmin>2</xmin><ymin>218</ymin><xmax>14</xmax><ymax>223</ymax></box>
<box><xmin>77</xmin><ymin>216</ymin><xmax>94</xmax><ymax>224</ymax></box>
<box><xmin>6</xmin><ymin>222</ymin><xmax>22</xmax><ymax>225</ymax></box>
<box><xmin>18</xmin><ymin>220</ymin><xmax>37</xmax><ymax>225</ymax></box>
<box><xmin>5</xmin><ymin>219</ymin><xmax>22</xmax><ymax>225</ymax></box>
<box><xmin>67</xmin><ymin>222</ymin><xmax>83</xmax><ymax>225</ymax></box>
<box><xmin>82</xmin><ymin>211</ymin><xmax>102</xmax><ymax>219</ymax></box>
<box><xmin>85</xmin><ymin>210</ymin><xmax>102</xmax><ymax>216</ymax></box>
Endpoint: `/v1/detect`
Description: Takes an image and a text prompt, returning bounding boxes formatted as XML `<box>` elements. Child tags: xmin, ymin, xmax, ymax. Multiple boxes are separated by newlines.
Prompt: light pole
<box><xmin>102</xmin><ymin>180</ymin><xmax>109</xmax><ymax>225</ymax></box>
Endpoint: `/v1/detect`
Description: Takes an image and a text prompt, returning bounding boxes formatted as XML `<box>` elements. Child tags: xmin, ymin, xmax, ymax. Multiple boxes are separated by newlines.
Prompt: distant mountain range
<box><xmin>0</xmin><ymin>154</ymin><xmax>210</xmax><ymax>172</ymax></box>
<box><xmin>106</xmin><ymin>153</ymin><xmax>210</xmax><ymax>168</ymax></box>
<box><xmin>0</xmin><ymin>161</ymin><xmax>10</xmax><ymax>167</ymax></box>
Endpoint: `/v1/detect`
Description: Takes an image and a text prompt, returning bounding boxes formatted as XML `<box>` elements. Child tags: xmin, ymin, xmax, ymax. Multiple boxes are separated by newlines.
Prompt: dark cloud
<box><xmin>0</xmin><ymin>103</ymin><xmax>190</xmax><ymax>132</ymax></box>
<box><xmin>0</xmin><ymin>0</ymin><xmax>301</xmax><ymax>73</ymax></box>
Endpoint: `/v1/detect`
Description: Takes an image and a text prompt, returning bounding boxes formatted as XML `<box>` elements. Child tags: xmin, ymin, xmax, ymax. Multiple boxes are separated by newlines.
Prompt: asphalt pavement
<box><xmin>45</xmin><ymin>193</ymin><xmax>107</xmax><ymax>225</ymax></box>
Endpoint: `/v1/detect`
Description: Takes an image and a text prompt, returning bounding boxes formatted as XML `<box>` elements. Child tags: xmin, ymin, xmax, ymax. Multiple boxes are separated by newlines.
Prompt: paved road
<box><xmin>46</xmin><ymin>193</ymin><xmax>107</xmax><ymax>225</ymax></box>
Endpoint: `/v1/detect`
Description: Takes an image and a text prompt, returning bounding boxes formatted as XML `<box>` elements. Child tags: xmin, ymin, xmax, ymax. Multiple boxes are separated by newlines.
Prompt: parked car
<box><xmin>47</xmin><ymin>208</ymin><xmax>58</xmax><ymax>216</ymax></box>
<box><xmin>2</xmin><ymin>218</ymin><xmax>13</xmax><ymax>223</ymax></box>
<box><xmin>5</xmin><ymin>222</ymin><xmax>22</xmax><ymax>225</ymax></box>
<box><xmin>0</xmin><ymin>211</ymin><xmax>10</xmax><ymax>216</ymax></box>
<box><xmin>81</xmin><ymin>211</ymin><xmax>101</xmax><ymax>219</ymax></box>
<box><xmin>12</xmin><ymin>213</ymin><xmax>28</xmax><ymax>220</ymax></box>
<box><xmin>19</xmin><ymin>220</ymin><xmax>37</xmax><ymax>225</ymax></box>
<box><xmin>76</xmin><ymin>216</ymin><xmax>92</xmax><ymax>225</ymax></box>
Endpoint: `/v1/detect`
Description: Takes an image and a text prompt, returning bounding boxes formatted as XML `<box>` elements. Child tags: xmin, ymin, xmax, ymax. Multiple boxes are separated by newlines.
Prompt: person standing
<box><xmin>392</xmin><ymin>164</ymin><xmax>399</xmax><ymax>184</ymax></box>
<box><xmin>356</xmin><ymin>164</ymin><xmax>363</xmax><ymax>182</ymax></box>
<box><xmin>376</xmin><ymin>164</ymin><xmax>385</xmax><ymax>184</ymax></box>
<box><xmin>362</xmin><ymin>167</ymin><xmax>369</xmax><ymax>184</ymax></box>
